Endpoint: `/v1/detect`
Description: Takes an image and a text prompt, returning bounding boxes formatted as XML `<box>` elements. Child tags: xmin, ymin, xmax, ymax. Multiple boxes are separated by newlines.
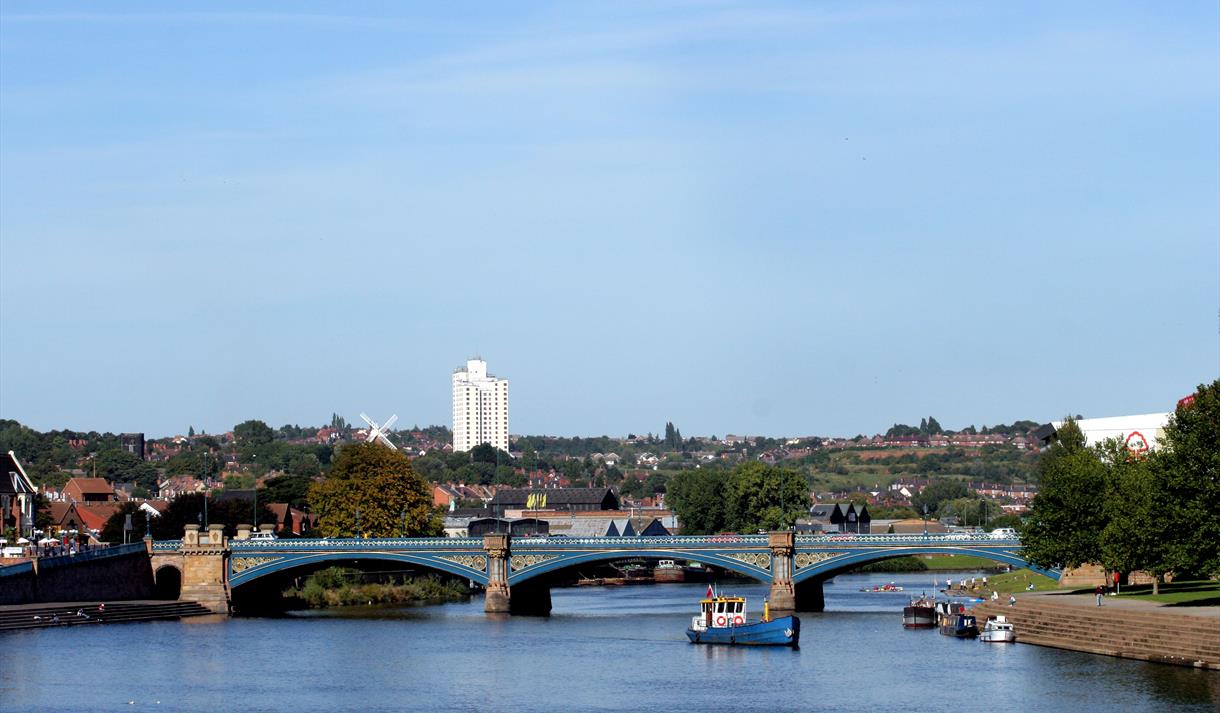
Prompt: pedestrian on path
<box><xmin>1095</xmin><ymin>585</ymin><xmax>1104</xmax><ymax>606</ymax></box>
<box><xmin>1008</xmin><ymin>594</ymin><xmax>1016</xmax><ymax>607</ymax></box>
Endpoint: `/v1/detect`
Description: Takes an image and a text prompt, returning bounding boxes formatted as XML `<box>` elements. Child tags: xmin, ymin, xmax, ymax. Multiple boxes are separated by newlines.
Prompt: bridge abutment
<box><xmin>172</xmin><ymin>525</ymin><xmax>229</xmax><ymax>614</ymax></box>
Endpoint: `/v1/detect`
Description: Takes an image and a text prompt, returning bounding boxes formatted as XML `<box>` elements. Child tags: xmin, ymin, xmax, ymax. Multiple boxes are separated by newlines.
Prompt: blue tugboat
<box><xmin>685</xmin><ymin>591</ymin><xmax>800</xmax><ymax>647</ymax></box>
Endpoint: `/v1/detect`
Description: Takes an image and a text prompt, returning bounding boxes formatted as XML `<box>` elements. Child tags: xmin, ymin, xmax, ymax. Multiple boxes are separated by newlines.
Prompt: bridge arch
<box><xmin>790</xmin><ymin>546</ymin><xmax>1060</xmax><ymax>585</ymax></box>
<box><xmin>506</xmin><ymin>549</ymin><xmax>770</xmax><ymax>586</ymax></box>
<box><xmin>227</xmin><ymin>552</ymin><xmax>492</xmax><ymax>590</ymax></box>
<box><xmin>153</xmin><ymin>564</ymin><xmax>182</xmax><ymax>600</ymax></box>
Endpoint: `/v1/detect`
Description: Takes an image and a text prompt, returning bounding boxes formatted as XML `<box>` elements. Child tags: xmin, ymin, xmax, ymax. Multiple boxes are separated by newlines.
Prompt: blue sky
<box><xmin>1</xmin><ymin>1</ymin><xmax>1217</xmax><ymax>439</ymax></box>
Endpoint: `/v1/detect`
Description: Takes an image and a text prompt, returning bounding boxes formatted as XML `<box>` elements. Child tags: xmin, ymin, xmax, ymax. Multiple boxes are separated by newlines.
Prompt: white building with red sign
<box><xmin>1048</xmin><ymin>412</ymin><xmax>1171</xmax><ymax>453</ymax></box>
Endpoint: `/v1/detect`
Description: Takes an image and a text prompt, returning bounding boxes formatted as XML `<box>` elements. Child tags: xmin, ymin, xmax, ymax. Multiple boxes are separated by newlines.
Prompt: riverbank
<box><xmin>972</xmin><ymin>591</ymin><xmax>1220</xmax><ymax>670</ymax></box>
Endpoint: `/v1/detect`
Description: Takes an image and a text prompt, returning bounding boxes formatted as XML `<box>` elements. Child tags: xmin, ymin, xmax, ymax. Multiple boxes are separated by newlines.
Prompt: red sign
<box><xmin>1125</xmin><ymin>431</ymin><xmax>1150</xmax><ymax>455</ymax></box>
<box><xmin>1177</xmin><ymin>394</ymin><xmax>1196</xmax><ymax>411</ymax></box>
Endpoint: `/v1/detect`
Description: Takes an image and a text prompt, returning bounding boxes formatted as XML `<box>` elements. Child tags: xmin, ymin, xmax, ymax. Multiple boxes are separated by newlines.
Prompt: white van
<box><xmin>989</xmin><ymin>528</ymin><xmax>1017</xmax><ymax>540</ymax></box>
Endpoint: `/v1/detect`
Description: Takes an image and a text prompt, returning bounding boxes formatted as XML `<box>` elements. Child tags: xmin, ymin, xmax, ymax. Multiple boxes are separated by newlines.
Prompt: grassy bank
<box><xmin>979</xmin><ymin>568</ymin><xmax>1058</xmax><ymax>594</ymax></box>
<box><xmin>1113</xmin><ymin>580</ymin><xmax>1220</xmax><ymax>606</ymax></box>
<box><xmin>917</xmin><ymin>554</ymin><xmax>1008</xmax><ymax>571</ymax></box>
<box><xmin>283</xmin><ymin>567</ymin><xmax>472</xmax><ymax>608</ymax></box>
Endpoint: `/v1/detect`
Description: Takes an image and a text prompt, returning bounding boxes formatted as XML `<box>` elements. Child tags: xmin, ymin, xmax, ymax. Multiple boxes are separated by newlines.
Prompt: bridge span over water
<box><xmin>150</xmin><ymin>528</ymin><xmax>1056</xmax><ymax>615</ymax></box>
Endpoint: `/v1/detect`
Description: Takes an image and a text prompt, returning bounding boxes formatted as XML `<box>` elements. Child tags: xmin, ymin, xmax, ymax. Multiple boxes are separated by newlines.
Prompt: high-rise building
<box><xmin>452</xmin><ymin>358</ymin><xmax>509</xmax><ymax>452</ymax></box>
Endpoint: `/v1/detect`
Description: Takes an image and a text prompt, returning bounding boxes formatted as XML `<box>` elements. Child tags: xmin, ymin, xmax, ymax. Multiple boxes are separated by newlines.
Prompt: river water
<box><xmin>2</xmin><ymin>571</ymin><xmax>1217</xmax><ymax>713</ymax></box>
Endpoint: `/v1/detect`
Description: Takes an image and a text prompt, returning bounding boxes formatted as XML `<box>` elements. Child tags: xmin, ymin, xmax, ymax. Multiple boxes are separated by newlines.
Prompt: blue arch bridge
<box><xmin>149</xmin><ymin>528</ymin><xmax>1057</xmax><ymax>615</ymax></box>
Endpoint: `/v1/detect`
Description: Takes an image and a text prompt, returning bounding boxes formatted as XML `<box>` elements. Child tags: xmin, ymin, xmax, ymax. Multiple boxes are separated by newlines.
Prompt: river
<box><xmin>2</xmin><ymin>571</ymin><xmax>1217</xmax><ymax>712</ymax></box>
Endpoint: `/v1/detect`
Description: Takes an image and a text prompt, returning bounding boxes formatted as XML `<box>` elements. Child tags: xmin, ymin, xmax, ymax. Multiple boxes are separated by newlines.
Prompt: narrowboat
<box><xmin>935</xmin><ymin>601</ymin><xmax>978</xmax><ymax>638</ymax></box>
<box><xmin>979</xmin><ymin>615</ymin><xmax>1016</xmax><ymax>643</ymax></box>
<box><xmin>686</xmin><ymin>592</ymin><xmax>800</xmax><ymax>647</ymax></box>
<box><xmin>902</xmin><ymin>597</ymin><xmax>936</xmax><ymax>629</ymax></box>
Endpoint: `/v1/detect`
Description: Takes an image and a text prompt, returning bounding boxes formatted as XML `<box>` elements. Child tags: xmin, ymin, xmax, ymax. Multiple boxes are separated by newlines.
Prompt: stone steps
<box><xmin>972</xmin><ymin>600</ymin><xmax>1220</xmax><ymax>669</ymax></box>
<box><xmin>0</xmin><ymin>601</ymin><xmax>213</xmax><ymax>631</ymax></box>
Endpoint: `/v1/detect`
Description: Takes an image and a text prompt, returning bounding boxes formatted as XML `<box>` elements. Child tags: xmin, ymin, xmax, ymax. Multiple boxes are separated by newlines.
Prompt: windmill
<box><xmin>360</xmin><ymin>413</ymin><xmax>399</xmax><ymax>450</ymax></box>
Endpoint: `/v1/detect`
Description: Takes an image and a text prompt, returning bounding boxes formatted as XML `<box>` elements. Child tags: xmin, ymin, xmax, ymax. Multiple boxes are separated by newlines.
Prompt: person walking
<box><xmin>1008</xmin><ymin>594</ymin><xmax>1016</xmax><ymax>607</ymax></box>
<box><xmin>1095</xmin><ymin>584</ymin><xmax>1103</xmax><ymax>606</ymax></box>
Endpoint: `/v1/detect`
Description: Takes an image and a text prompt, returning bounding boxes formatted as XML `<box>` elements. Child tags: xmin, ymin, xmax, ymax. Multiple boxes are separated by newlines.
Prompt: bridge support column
<box><xmin>768</xmin><ymin>531</ymin><xmax>796</xmax><ymax>612</ymax></box>
<box><xmin>483</xmin><ymin>534</ymin><xmax>511</xmax><ymax>614</ymax></box>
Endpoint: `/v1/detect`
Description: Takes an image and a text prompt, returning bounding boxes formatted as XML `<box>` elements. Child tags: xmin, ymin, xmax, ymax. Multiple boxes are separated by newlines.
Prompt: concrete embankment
<box><xmin>0</xmin><ymin>600</ymin><xmax>215</xmax><ymax>632</ymax></box>
<box><xmin>972</xmin><ymin>594</ymin><xmax>1220</xmax><ymax>670</ymax></box>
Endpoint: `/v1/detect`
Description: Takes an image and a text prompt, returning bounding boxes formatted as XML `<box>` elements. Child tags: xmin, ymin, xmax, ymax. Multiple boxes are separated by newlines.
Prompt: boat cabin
<box><xmin>699</xmin><ymin>596</ymin><xmax>748</xmax><ymax>629</ymax></box>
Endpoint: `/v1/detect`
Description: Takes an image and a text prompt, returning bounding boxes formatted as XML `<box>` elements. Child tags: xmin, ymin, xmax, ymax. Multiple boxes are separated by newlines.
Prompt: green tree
<box><xmin>910</xmin><ymin>479</ymin><xmax>969</xmax><ymax>515</ymax></box>
<box><xmin>94</xmin><ymin>448</ymin><xmax>159</xmax><ymax>490</ymax></box>
<box><xmin>1098</xmin><ymin>439</ymin><xmax>1170</xmax><ymax>592</ymax></box>
<box><xmin>234</xmin><ymin>420</ymin><xmax>275</xmax><ymax>446</ymax></box>
<box><xmin>1155</xmin><ymin>379</ymin><xmax>1220</xmax><ymax>579</ymax></box>
<box><xmin>287</xmin><ymin>453</ymin><xmax>322</xmax><ymax>478</ymax></box>
<box><xmin>308</xmin><ymin>442</ymin><xmax>441</xmax><ymax>537</ymax></box>
<box><xmin>261</xmin><ymin>475</ymin><xmax>312</xmax><ymax>508</ymax></box>
<box><xmin>723</xmin><ymin>462</ymin><xmax>809</xmax><ymax>532</ymax></box>
<box><xmin>1021</xmin><ymin>418</ymin><xmax>1109</xmax><ymax>570</ymax></box>
<box><xmin>667</xmin><ymin>470</ymin><xmax>730</xmax><ymax>534</ymax></box>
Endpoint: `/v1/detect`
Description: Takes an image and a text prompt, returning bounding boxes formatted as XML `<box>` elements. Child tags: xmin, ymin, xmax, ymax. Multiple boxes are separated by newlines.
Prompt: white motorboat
<box><xmin>979</xmin><ymin>615</ymin><xmax>1016</xmax><ymax>643</ymax></box>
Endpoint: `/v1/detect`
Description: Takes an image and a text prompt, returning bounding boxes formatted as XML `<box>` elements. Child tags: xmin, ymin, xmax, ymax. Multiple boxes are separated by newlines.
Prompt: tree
<box><xmin>722</xmin><ymin>462</ymin><xmax>808</xmax><ymax>532</ymax></box>
<box><xmin>93</xmin><ymin>448</ymin><xmax>159</xmax><ymax>491</ymax></box>
<box><xmin>926</xmin><ymin>416</ymin><xmax>943</xmax><ymax>435</ymax></box>
<box><xmin>1155</xmin><ymin>379</ymin><xmax>1220</xmax><ymax>579</ymax></box>
<box><xmin>667</xmin><ymin>470</ymin><xmax>729</xmax><ymax>534</ymax></box>
<box><xmin>234</xmin><ymin>420</ymin><xmax>275</xmax><ymax>446</ymax></box>
<box><xmin>287</xmin><ymin>453</ymin><xmax>322</xmax><ymax>478</ymax></box>
<box><xmin>100</xmin><ymin>502</ymin><xmax>149</xmax><ymax>543</ymax></box>
<box><xmin>308</xmin><ymin>442</ymin><xmax>441</xmax><ymax>538</ymax></box>
<box><xmin>188</xmin><ymin>426</ymin><xmax>195</xmax><ymax>438</ymax></box>
<box><xmin>910</xmin><ymin>479</ymin><xmax>969</xmax><ymax>515</ymax></box>
<box><xmin>261</xmin><ymin>475</ymin><xmax>312</xmax><ymax>508</ymax></box>
<box><xmin>1020</xmin><ymin>418</ymin><xmax>1109</xmax><ymax>570</ymax></box>
<box><xmin>1098</xmin><ymin>439</ymin><xmax>1170</xmax><ymax>592</ymax></box>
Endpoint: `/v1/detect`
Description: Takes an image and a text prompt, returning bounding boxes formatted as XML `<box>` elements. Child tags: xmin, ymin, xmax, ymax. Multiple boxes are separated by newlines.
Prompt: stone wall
<box><xmin>0</xmin><ymin>548</ymin><xmax>155</xmax><ymax>605</ymax></box>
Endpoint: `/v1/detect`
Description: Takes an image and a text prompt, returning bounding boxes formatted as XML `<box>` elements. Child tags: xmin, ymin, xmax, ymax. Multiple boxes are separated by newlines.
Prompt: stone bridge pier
<box><xmin>483</xmin><ymin>534</ymin><xmax>553</xmax><ymax>616</ymax></box>
<box><xmin>767</xmin><ymin>531</ymin><xmax>824</xmax><ymax>613</ymax></box>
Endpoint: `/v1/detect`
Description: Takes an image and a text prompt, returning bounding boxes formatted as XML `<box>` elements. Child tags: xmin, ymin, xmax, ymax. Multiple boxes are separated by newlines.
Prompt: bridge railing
<box><xmin>228</xmin><ymin>537</ymin><xmax>487</xmax><ymax>550</ymax></box>
<box><xmin>170</xmin><ymin>533</ymin><xmax>1025</xmax><ymax>552</ymax></box>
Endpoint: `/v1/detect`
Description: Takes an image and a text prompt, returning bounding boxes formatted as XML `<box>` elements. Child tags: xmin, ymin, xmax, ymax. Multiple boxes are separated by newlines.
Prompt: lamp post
<box><xmin>922</xmin><ymin>504</ymin><xmax>929</xmax><ymax>537</ymax></box>
<box><xmin>355</xmin><ymin>507</ymin><xmax>362</xmax><ymax>539</ymax></box>
<box><xmin>400</xmin><ymin>508</ymin><xmax>406</xmax><ymax>538</ymax></box>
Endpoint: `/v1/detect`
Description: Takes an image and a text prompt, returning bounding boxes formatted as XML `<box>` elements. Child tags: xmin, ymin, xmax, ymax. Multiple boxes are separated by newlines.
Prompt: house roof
<box><xmin>64</xmin><ymin>477</ymin><xmax>115</xmax><ymax>496</ymax></box>
<box><xmin>75</xmin><ymin>503</ymin><xmax>120</xmax><ymax>531</ymax></box>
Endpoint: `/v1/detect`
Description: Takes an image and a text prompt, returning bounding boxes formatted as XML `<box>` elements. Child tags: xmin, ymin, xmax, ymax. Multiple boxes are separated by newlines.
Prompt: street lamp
<box><xmin>400</xmin><ymin>508</ymin><xmax>406</xmax><ymax>538</ymax></box>
<box><xmin>922</xmin><ymin>504</ymin><xmax>929</xmax><ymax>536</ymax></box>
